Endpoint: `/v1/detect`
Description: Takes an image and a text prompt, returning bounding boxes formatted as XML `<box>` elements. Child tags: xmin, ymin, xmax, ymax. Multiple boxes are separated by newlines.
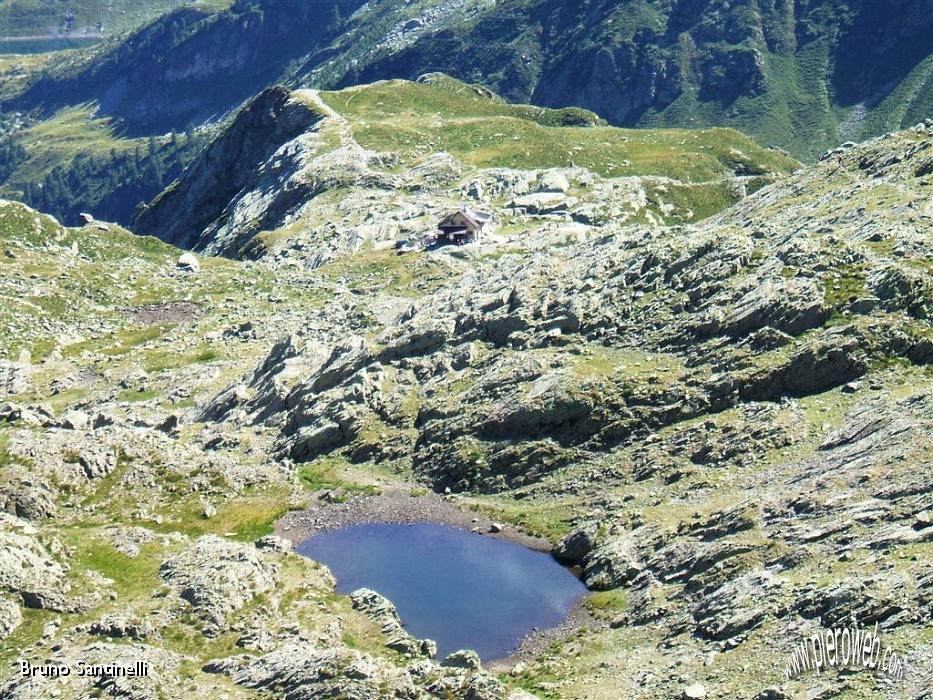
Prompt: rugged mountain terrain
<box><xmin>0</xmin><ymin>0</ymin><xmax>190</xmax><ymax>39</ymax></box>
<box><xmin>134</xmin><ymin>75</ymin><xmax>797</xmax><ymax>256</ymax></box>
<box><xmin>0</xmin><ymin>80</ymin><xmax>931</xmax><ymax>700</ymax></box>
<box><xmin>3</xmin><ymin>0</ymin><xmax>929</xmax><ymax>235</ymax></box>
<box><xmin>4</xmin><ymin>0</ymin><xmax>932</xmax><ymax>159</ymax></box>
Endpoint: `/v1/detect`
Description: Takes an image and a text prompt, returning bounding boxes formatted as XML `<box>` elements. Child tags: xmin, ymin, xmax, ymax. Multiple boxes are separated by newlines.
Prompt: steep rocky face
<box><xmin>134</xmin><ymin>86</ymin><xmax>326</xmax><ymax>250</ymax></box>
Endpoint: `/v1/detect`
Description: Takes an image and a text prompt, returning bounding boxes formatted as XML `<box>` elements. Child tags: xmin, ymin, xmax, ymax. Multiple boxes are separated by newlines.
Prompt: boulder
<box><xmin>254</xmin><ymin>535</ymin><xmax>292</xmax><ymax>553</ymax></box>
<box><xmin>177</xmin><ymin>252</ymin><xmax>201</xmax><ymax>273</ymax></box>
<box><xmin>60</xmin><ymin>410</ymin><xmax>89</xmax><ymax>430</ymax></box>
<box><xmin>553</xmin><ymin>522</ymin><xmax>598</xmax><ymax>564</ymax></box>
<box><xmin>682</xmin><ymin>683</ymin><xmax>707</xmax><ymax>699</ymax></box>
<box><xmin>0</xmin><ymin>596</ymin><xmax>22</xmax><ymax>639</ymax></box>
<box><xmin>441</xmin><ymin>649</ymin><xmax>482</xmax><ymax>670</ymax></box>
<box><xmin>0</xmin><ymin>360</ymin><xmax>30</xmax><ymax>398</ymax></box>
<box><xmin>79</xmin><ymin>447</ymin><xmax>117</xmax><ymax>479</ymax></box>
<box><xmin>539</xmin><ymin>171</ymin><xmax>570</xmax><ymax>193</ymax></box>
<box><xmin>156</xmin><ymin>413</ymin><xmax>180</xmax><ymax>434</ymax></box>
<box><xmin>466</xmin><ymin>674</ymin><xmax>507</xmax><ymax>699</ymax></box>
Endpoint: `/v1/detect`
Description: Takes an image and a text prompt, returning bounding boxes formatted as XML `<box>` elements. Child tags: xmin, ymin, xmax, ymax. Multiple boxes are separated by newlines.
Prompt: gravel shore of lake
<box><xmin>488</xmin><ymin>597</ymin><xmax>605</xmax><ymax>673</ymax></box>
<box><xmin>275</xmin><ymin>485</ymin><xmax>552</xmax><ymax>551</ymax></box>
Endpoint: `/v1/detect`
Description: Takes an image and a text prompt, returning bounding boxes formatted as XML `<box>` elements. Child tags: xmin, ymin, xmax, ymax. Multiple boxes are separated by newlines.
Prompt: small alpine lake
<box><xmin>297</xmin><ymin>522</ymin><xmax>587</xmax><ymax>661</ymax></box>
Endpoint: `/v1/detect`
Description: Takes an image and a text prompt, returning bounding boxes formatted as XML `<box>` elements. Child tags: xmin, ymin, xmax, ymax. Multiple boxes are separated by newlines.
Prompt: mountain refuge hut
<box><xmin>432</xmin><ymin>206</ymin><xmax>493</xmax><ymax>246</ymax></box>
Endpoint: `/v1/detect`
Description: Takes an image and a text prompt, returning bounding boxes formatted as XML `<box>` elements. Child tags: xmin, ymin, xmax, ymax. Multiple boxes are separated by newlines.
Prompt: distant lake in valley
<box><xmin>298</xmin><ymin>522</ymin><xmax>587</xmax><ymax>661</ymax></box>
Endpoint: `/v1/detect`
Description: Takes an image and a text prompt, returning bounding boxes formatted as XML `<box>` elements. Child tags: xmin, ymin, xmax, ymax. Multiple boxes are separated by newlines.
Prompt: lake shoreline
<box><xmin>276</xmin><ymin>486</ymin><xmax>598</xmax><ymax>669</ymax></box>
<box><xmin>276</xmin><ymin>485</ymin><xmax>554</xmax><ymax>552</ymax></box>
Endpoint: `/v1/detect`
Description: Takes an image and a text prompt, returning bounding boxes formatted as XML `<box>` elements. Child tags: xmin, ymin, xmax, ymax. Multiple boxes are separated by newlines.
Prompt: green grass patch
<box><xmin>100</xmin><ymin>325</ymin><xmax>173</xmax><ymax>356</ymax></box>
<box><xmin>583</xmin><ymin>589</ymin><xmax>629</xmax><ymax>620</ymax></box>
<box><xmin>144</xmin><ymin>490</ymin><xmax>295</xmax><ymax>543</ymax></box>
<box><xmin>823</xmin><ymin>265</ymin><xmax>867</xmax><ymax>308</ymax></box>
<box><xmin>4</xmin><ymin>104</ymin><xmax>135</xmax><ymax>187</ymax></box>
<box><xmin>0</xmin><ymin>431</ymin><xmax>17</xmax><ymax>468</ymax></box>
<box><xmin>0</xmin><ymin>608</ymin><xmax>54</xmax><ymax>666</ymax></box>
<box><xmin>71</xmin><ymin>538</ymin><xmax>162</xmax><ymax>599</ymax></box>
<box><xmin>297</xmin><ymin>458</ymin><xmax>380</xmax><ymax>496</ymax></box>
<box><xmin>141</xmin><ymin>343</ymin><xmax>220</xmax><ymax>373</ymax></box>
<box><xmin>116</xmin><ymin>388</ymin><xmax>159</xmax><ymax>402</ymax></box>
<box><xmin>315</xmin><ymin>247</ymin><xmax>451</xmax><ymax>298</ymax></box>
<box><xmin>468</xmin><ymin>497</ymin><xmax>577</xmax><ymax>542</ymax></box>
<box><xmin>80</xmin><ymin>447</ymin><xmax>128</xmax><ymax>507</ymax></box>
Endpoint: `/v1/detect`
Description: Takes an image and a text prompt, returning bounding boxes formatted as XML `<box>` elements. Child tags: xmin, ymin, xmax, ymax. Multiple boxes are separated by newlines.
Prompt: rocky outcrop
<box><xmin>204</xmin><ymin>642</ymin><xmax>508</xmax><ymax>700</ymax></box>
<box><xmin>552</xmin><ymin>523</ymin><xmax>599</xmax><ymax>565</ymax></box>
<box><xmin>0</xmin><ymin>471</ymin><xmax>56</xmax><ymax>520</ymax></box>
<box><xmin>159</xmin><ymin>535</ymin><xmax>275</xmax><ymax>634</ymax></box>
<box><xmin>692</xmin><ymin>570</ymin><xmax>784</xmax><ymax>640</ymax></box>
<box><xmin>135</xmin><ymin>86</ymin><xmax>326</xmax><ymax>250</ymax></box>
<box><xmin>869</xmin><ymin>264</ymin><xmax>933</xmax><ymax>319</ymax></box>
<box><xmin>582</xmin><ymin>535</ymin><xmax>644</xmax><ymax>590</ymax></box>
<box><xmin>716</xmin><ymin>277</ymin><xmax>827</xmax><ymax>339</ymax></box>
<box><xmin>87</xmin><ymin>613</ymin><xmax>154</xmax><ymax>640</ymax></box>
<box><xmin>441</xmin><ymin>649</ymin><xmax>483</xmax><ymax>670</ymax></box>
<box><xmin>350</xmin><ymin>588</ymin><xmax>436</xmax><ymax>657</ymax></box>
<box><xmin>78</xmin><ymin>445</ymin><xmax>118</xmax><ymax>480</ymax></box>
<box><xmin>0</xmin><ymin>360</ymin><xmax>30</xmax><ymax>398</ymax></box>
<box><xmin>0</xmin><ymin>596</ymin><xmax>21</xmax><ymax>640</ymax></box>
<box><xmin>0</xmin><ymin>642</ymin><xmax>184</xmax><ymax>700</ymax></box>
<box><xmin>0</xmin><ymin>514</ymin><xmax>68</xmax><ymax>608</ymax></box>
<box><xmin>239</xmin><ymin>128</ymin><xmax>932</xmax><ymax>497</ymax></box>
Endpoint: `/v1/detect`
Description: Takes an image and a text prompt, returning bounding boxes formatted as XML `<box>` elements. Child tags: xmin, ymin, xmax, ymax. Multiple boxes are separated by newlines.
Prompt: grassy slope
<box><xmin>0</xmin><ymin>49</ymin><xmax>57</xmax><ymax>97</ymax></box>
<box><xmin>0</xmin><ymin>199</ymin><xmax>323</xmax><ymax>363</ymax></box>
<box><xmin>1</xmin><ymin>72</ymin><xmax>798</xmax><ymax>239</ymax></box>
<box><xmin>2</xmin><ymin>103</ymin><xmax>133</xmax><ymax>185</ymax></box>
<box><xmin>638</xmin><ymin>39</ymin><xmax>840</xmax><ymax>160</ymax></box>
<box><xmin>321</xmin><ymin>76</ymin><xmax>799</xmax><ymax>181</ymax></box>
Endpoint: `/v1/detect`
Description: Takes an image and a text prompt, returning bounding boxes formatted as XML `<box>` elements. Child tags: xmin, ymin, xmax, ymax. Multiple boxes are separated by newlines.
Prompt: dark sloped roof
<box><xmin>463</xmin><ymin>206</ymin><xmax>491</xmax><ymax>222</ymax></box>
<box><xmin>438</xmin><ymin>205</ymin><xmax>492</xmax><ymax>228</ymax></box>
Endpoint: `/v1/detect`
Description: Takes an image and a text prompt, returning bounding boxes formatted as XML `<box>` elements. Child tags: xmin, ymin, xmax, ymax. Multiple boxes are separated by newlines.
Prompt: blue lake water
<box><xmin>297</xmin><ymin>522</ymin><xmax>587</xmax><ymax>661</ymax></box>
